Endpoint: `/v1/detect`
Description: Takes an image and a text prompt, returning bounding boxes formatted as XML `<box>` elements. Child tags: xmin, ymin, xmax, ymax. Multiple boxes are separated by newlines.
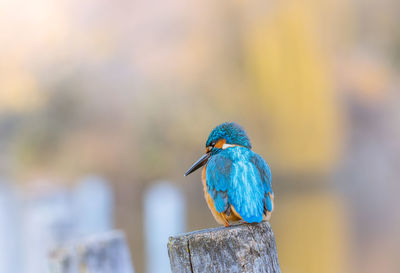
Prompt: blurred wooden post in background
<box><xmin>73</xmin><ymin>175</ymin><xmax>114</xmax><ymax>236</ymax></box>
<box><xmin>0</xmin><ymin>180</ymin><xmax>20</xmax><ymax>273</ymax></box>
<box><xmin>49</xmin><ymin>230</ymin><xmax>135</xmax><ymax>273</ymax></box>
<box><xmin>22</xmin><ymin>187</ymin><xmax>73</xmax><ymax>273</ymax></box>
<box><xmin>167</xmin><ymin>221</ymin><xmax>280</xmax><ymax>273</ymax></box>
<box><xmin>144</xmin><ymin>182</ymin><xmax>186</xmax><ymax>273</ymax></box>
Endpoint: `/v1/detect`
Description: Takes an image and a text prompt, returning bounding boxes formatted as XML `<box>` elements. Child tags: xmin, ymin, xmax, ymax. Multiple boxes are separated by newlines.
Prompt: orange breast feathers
<box><xmin>201</xmin><ymin>166</ymin><xmax>241</xmax><ymax>227</ymax></box>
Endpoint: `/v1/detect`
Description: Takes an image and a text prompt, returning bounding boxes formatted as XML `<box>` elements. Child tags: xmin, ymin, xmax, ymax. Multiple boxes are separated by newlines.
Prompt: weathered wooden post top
<box><xmin>167</xmin><ymin>221</ymin><xmax>280</xmax><ymax>273</ymax></box>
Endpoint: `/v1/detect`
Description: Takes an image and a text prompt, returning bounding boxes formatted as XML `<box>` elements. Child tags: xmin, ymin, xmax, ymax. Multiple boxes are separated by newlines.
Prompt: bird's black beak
<box><xmin>184</xmin><ymin>152</ymin><xmax>211</xmax><ymax>176</ymax></box>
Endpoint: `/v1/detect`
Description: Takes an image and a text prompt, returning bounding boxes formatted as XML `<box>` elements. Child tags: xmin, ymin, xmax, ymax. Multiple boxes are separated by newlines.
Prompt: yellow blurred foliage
<box><xmin>244</xmin><ymin>1</ymin><xmax>342</xmax><ymax>173</ymax></box>
<box><xmin>273</xmin><ymin>192</ymin><xmax>349</xmax><ymax>273</ymax></box>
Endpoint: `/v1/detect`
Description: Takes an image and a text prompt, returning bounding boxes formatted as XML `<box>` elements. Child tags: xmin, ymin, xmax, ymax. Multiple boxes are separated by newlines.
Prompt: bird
<box><xmin>185</xmin><ymin>122</ymin><xmax>274</xmax><ymax>227</ymax></box>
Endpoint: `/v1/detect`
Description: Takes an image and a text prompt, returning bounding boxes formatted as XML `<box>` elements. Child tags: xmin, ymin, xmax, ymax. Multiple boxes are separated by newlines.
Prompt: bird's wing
<box><xmin>250</xmin><ymin>152</ymin><xmax>273</xmax><ymax>215</ymax></box>
<box><xmin>206</xmin><ymin>147</ymin><xmax>273</xmax><ymax>223</ymax></box>
<box><xmin>205</xmin><ymin>153</ymin><xmax>232</xmax><ymax>214</ymax></box>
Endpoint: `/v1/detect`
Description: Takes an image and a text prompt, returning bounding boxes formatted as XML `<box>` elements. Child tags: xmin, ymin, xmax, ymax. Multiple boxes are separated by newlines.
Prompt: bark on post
<box><xmin>167</xmin><ymin>221</ymin><xmax>280</xmax><ymax>273</ymax></box>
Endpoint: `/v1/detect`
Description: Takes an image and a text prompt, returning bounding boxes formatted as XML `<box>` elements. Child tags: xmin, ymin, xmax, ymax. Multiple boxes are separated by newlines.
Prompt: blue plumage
<box><xmin>206</xmin><ymin>147</ymin><xmax>272</xmax><ymax>223</ymax></box>
<box><xmin>185</xmin><ymin>122</ymin><xmax>274</xmax><ymax>226</ymax></box>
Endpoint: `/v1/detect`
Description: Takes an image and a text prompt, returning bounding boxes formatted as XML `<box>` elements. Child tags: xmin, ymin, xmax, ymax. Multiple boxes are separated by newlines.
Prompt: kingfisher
<box><xmin>185</xmin><ymin>122</ymin><xmax>274</xmax><ymax>227</ymax></box>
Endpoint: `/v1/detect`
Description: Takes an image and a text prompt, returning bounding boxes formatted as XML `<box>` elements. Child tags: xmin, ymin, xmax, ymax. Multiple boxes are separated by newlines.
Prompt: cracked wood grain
<box><xmin>167</xmin><ymin>221</ymin><xmax>281</xmax><ymax>273</ymax></box>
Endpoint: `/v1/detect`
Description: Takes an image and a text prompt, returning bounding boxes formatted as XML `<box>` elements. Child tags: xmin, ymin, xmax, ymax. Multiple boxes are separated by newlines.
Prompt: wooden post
<box><xmin>144</xmin><ymin>183</ymin><xmax>185</xmax><ymax>273</ymax></box>
<box><xmin>49</xmin><ymin>230</ymin><xmax>134</xmax><ymax>273</ymax></box>
<box><xmin>167</xmin><ymin>221</ymin><xmax>280</xmax><ymax>273</ymax></box>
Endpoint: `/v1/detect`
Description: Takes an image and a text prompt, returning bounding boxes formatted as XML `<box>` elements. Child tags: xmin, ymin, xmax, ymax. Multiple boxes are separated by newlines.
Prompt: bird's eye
<box><xmin>206</xmin><ymin>142</ymin><xmax>216</xmax><ymax>153</ymax></box>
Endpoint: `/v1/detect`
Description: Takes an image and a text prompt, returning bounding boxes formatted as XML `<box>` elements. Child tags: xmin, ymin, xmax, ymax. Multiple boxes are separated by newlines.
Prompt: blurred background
<box><xmin>0</xmin><ymin>0</ymin><xmax>399</xmax><ymax>272</ymax></box>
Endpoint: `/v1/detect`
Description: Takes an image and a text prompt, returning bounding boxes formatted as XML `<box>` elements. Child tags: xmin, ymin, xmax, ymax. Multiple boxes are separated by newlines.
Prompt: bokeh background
<box><xmin>1</xmin><ymin>0</ymin><xmax>400</xmax><ymax>272</ymax></box>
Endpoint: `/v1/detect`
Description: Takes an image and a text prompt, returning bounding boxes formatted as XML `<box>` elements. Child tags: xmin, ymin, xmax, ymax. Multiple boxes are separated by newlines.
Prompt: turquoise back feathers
<box><xmin>206</xmin><ymin>146</ymin><xmax>272</xmax><ymax>223</ymax></box>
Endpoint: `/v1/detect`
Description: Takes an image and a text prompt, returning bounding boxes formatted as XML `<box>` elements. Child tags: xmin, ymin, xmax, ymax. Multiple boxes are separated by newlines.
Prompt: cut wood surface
<box><xmin>168</xmin><ymin>221</ymin><xmax>280</xmax><ymax>273</ymax></box>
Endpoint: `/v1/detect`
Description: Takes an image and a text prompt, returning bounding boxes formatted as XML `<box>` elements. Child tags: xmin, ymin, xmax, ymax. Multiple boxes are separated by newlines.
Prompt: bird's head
<box><xmin>185</xmin><ymin>122</ymin><xmax>251</xmax><ymax>176</ymax></box>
